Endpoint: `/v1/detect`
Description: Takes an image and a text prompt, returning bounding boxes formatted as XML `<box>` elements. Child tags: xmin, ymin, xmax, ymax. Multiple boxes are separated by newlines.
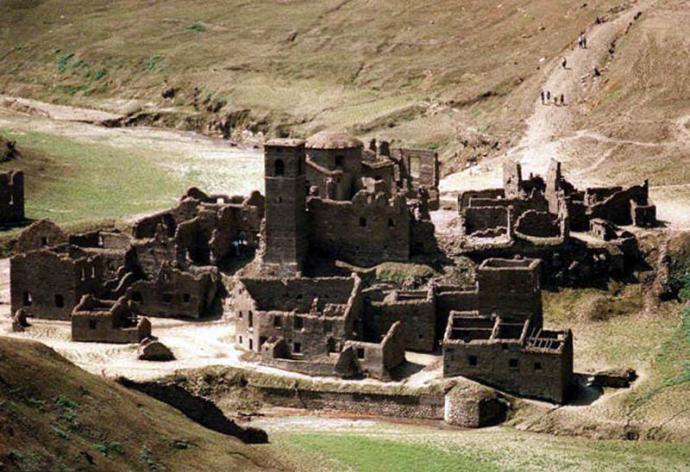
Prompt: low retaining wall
<box><xmin>255</xmin><ymin>386</ymin><xmax>446</xmax><ymax>420</ymax></box>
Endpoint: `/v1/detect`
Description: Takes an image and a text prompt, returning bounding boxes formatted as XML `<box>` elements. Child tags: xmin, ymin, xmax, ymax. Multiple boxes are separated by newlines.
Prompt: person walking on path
<box><xmin>540</xmin><ymin>90</ymin><xmax>545</xmax><ymax>104</ymax></box>
<box><xmin>562</xmin><ymin>57</ymin><xmax>568</xmax><ymax>69</ymax></box>
<box><xmin>546</xmin><ymin>90</ymin><xmax>551</xmax><ymax>104</ymax></box>
<box><xmin>560</xmin><ymin>94</ymin><xmax>565</xmax><ymax>106</ymax></box>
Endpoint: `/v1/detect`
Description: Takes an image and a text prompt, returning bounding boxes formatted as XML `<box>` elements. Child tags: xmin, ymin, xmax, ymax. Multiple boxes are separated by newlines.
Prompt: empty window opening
<box><xmin>356</xmin><ymin>347</ymin><xmax>365</xmax><ymax>359</ymax></box>
<box><xmin>294</xmin><ymin>316</ymin><xmax>304</xmax><ymax>330</ymax></box>
<box><xmin>183</xmin><ymin>293</ymin><xmax>191</xmax><ymax>303</ymax></box>
<box><xmin>248</xmin><ymin>311</ymin><xmax>253</xmax><ymax>328</ymax></box>
<box><xmin>162</xmin><ymin>293</ymin><xmax>173</xmax><ymax>304</ymax></box>
<box><xmin>41</xmin><ymin>237</ymin><xmax>49</xmax><ymax>246</ymax></box>
<box><xmin>54</xmin><ymin>294</ymin><xmax>64</xmax><ymax>308</ymax></box>
<box><xmin>131</xmin><ymin>291</ymin><xmax>143</xmax><ymax>302</ymax></box>
<box><xmin>509</xmin><ymin>358</ymin><xmax>519</xmax><ymax>368</ymax></box>
<box><xmin>293</xmin><ymin>342</ymin><xmax>302</xmax><ymax>353</ymax></box>
<box><xmin>501</xmin><ymin>344</ymin><xmax>508</xmax><ymax>350</ymax></box>
<box><xmin>388</xmin><ymin>218</ymin><xmax>395</xmax><ymax>228</ymax></box>
<box><xmin>273</xmin><ymin>316</ymin><xmax>282</xmax><ymax>328</ymax></box>
<box><xmin>23</xmin><ymin>292</ymin><xmax>32</xmax><ymax>306</ymax></box>
<box><xmin>534</xmin><ymin>362</ymin><xmax>543</xmax><ymax>371</ymax></box>
<box><xmin>238</xmin><ymin>335</ymin><xmax>243</xmax><ymax>344</ymax></box>
<box><xmin>274</xmin><ymin>159</ymin><xmax>285</xmax><ymax>176</ymax></box>
<box><xmin>238</xmin><ymin>310</ymin><xmax>243</xmax><ymax>319</ymax></box>
<box><xmin>359</xmin><ymin>217</ymin><xmax>367</xmax><ymax>227</ymax></box>
<box><xmin>335</xmin><ymin>155</ymin><xmax>345</xmax><ymax>168</ymax></box>
<box><xmin>249</xmin><ymin>338</ymin><xmax>254</xmax><ymax>350</ymax></box>
<box><xmin>468</xmin><ymin>355</ymin><xmax>478</xmax><ymax>366</ymax></box>
<box><xmin>259</xmin><ymin>336</ymin><xmax>267</xmax><ymax>348</ymax></box>
<box><xmin>89</xmin><ymin>319</ymin><xmax>98</xmax><ymax>330</ymax></box>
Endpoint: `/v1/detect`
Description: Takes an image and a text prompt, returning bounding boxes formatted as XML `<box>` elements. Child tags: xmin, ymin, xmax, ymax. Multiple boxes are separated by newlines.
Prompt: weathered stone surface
<box><xmin>138</xmin><ymin>338</ymin><xmax>175</xmax><ymax>362</ymax></box>
<box><xmin>444</xmin><ymin>383</ymin><xmax>507</xmax><ymax>428</ymax></box>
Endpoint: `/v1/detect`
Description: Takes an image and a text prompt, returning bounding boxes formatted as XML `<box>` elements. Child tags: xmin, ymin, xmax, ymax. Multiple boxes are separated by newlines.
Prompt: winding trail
<box><xmin>440</xmin><ymin>0</ymin><xmax>690</xmax><ymax>229</ymax></box>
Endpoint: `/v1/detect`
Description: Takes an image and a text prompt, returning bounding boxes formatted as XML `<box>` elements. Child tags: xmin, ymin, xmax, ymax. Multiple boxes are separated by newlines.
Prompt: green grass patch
<box><xmin>0</xmin><ymin>129</ymin><xmax>185</xmax><ymax>228</ymax></box>
<box><xmin>283</xmin><ymin>433</ymin><xmax>501</xmax><ymax>472</ymax></box>
<box><xmin>146</xmin><ymin>54</ymin><xmax>162</xmax><ymax>72</ymax></box>
<box><xmin>187</xmin><ymin>21</ymin><xmax>206</xmax><ymax>33</ymax></box>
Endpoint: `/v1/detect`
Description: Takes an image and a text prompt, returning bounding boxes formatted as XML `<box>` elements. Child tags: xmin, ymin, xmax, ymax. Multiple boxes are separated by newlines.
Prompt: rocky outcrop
<box><xmin>138</xmin><ymin>337</ymin><xmax>175</xmax><ymax>362</ymax></box>
<box><xmin>590</xmin><ymin>368</ymin><xmax>637</xmax><ymax>388</ymax></box>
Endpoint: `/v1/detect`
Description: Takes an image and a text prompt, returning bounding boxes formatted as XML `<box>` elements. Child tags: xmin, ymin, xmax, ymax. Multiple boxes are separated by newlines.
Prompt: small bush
<box><xmin>146</xmin><ymin>55</ymin><xmax>162</xmax><ymax>72</ymax></box>
<box><xmin>187</xmin><ymin>21</ymin><xmax>206</xmax><ymax>33</ymax></box>
<box><xmin>93</xmin><ymin>441</ymin><xmax>125</xmax><ymax>457</ymax></box>
<box><xmin>56</xmin><ymin>53</ymin><xmax>74</xmax><ymax>73</ymax></box>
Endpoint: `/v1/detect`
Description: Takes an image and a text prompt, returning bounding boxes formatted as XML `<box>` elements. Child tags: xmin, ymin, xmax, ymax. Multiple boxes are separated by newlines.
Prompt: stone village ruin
<box><xmin>5</xmin><ymin>131</ymin><xmax>657</xmax><ymax>423</ymax></box>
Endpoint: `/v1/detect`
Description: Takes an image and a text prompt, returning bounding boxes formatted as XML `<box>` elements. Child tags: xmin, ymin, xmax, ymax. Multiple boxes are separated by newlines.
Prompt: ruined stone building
<box><xmin>231</xmin><ymin>275</ymin><xmax>406</xmax><ymax>380</ymax></box>
<box><xmin>11</xmin><ymin>245</ymin><xmax>107</xmax><ymax>320</ymax></box>
<box><xmin>442</xmin><ymin>313</ymin><xmax>573</xmax><ymax>403</ymax></box>
<box><xmin>9</xmin><ymin>187</ymin><xmax>262</xmax><ymax>322</ymax></box>
<box><xmin>262</xmin><ymin>135</ymin><xmax>438</xmax><ymax>273</ymax></box>
<box><xmin>441</xmin><ymin>258</ymin><xmax>572</xmax><ymax>403</ymax></box>
<box><xmin>0</xmin><ymin>170</ymin><xmax>24</xmax><ymax>226</ymax></box>
<box><xmin>456</xmin><ymin>160</ymin><xmax>654</xmax><ymax>286</ymax></box>
<box><xmin>71</xmin><ymin>295</ymin><xmax>151</xmax><ymax>344</ymax></box>
<box><xmin>458</xmin><ymin>159</ymin><xmax>656</xmax><ymax>249</ymax></box>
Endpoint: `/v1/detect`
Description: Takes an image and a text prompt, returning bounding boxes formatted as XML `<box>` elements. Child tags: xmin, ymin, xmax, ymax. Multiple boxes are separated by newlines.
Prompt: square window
<box><xmin>509</xmin><ymin>358</ymin><xmax>519</xmax><ymax>368</ymax></box>
<box><xmin>468</xmin><ymin>355</ymin><xmax>478</xmax><ymax>366</ymax></box>
<box><xmin>356</xmin><ymin>347</ymin><xmax>365</xmax><ymax>359</ymax></box>
<box><xmin>55</xmin><ymin>294</ymin><xmax>64</xmax><ymax>308</ymax></box>
<box><xmin>274</xmin><ymin>316</ymin><xmax>282</xmax><ymax>328</ymax></box>
<box><xmin>89</xmin><ymin>319</ymin><xmax>98</xmax><ymax>330</ymax></box>
<box><xmin>294</xmin><ymin>316</ymin><xmax>304</xmax><ymax>330</ymax></box>
<box><xmin>534</xmin><ymin>362</ymin><xmax>543</xmax><ymax>371</ymax></box>
<box><xmin>293</xmin><ymin>342</ymin><xmax>302</xmax><ymax>353</ymax></box>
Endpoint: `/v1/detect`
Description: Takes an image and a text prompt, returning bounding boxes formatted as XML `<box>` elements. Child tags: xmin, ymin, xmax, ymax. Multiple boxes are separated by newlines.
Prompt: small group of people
<box><xmin>540</xmin><ymin>91</ymin><xmax>566</xmax><ymax>106</ymax></box>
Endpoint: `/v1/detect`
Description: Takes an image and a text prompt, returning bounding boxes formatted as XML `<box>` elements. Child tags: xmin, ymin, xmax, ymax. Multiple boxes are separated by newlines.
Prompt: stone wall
<box><xmin>366</xmin><ymin>290</ymin><xmax>436</xmax><ymax>352</ymax></box>
<box><xmin>462</xmin><ymin>206</ymin><xmax>509</xmax><ymax>237</ymax></box>
<box><xmin>128</xmin><ymin>265</ymin><xmax>219</xmax><ymax>319</ymax></box>
<box><xmin>15</xmin><ymin>220</ymin><xmax>67</xmax><ymax>253</ymax></box>
<box><xmin>10</xmin><ymin>246</ymin><xmax>105</xmax><ymax>320</ymax></box>
<box><xmin>0</xmin><ymin>170</ymin><xmax>24</xmax><ymax>224</ymax></box>
<box><xmin>307</xmin><ymin>192</ymin><xmax>411</xmax><ymax>267</ymax></box>
<box><xmin>476</xmin><ymin>258</ymin><xmax>542</xmax><ymax>326</ymax></box>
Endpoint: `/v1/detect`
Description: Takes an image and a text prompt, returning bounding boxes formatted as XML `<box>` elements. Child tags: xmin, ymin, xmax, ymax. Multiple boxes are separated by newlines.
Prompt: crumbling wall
<box><xmin>443</xmin><ymin>332</ymin><xmax>573</xmax><ymax>404</ymax></box>
<box><xmin>307</xmin><ymin>192</ymin><xmax>411</xmax><ymax>267</ymax></box>
<box><xmin>366</xmin><ymin>292</ymin><xmax>435</xmax><ymax>352</ymax></box>
<box><xmin>462</xmin><ymin>206</ymin><xmax>509</xmax><ymax>237</ymax></box>
<box><xmin>15</xmin><ymin>220</ymin><xmax>67</xmax><ymax>253</ymax></box>
<box><xmin>476</xmin><ymin>259</ymin><xmax>542</xmax><ymax>326</ymax></box>
<box><xmin>10</xmin><ymin>246</ymin><xmax>105</xmax><ymax>320</ymax></box>
<box><xmin>0</xmin><ymin>170</ymin><xmax>24</xmax><ymax>224</ymax></box>
<box><xmin>514</xmin><ymin>210</ymin><xmax>561</xmax><ymax>238</ymax></box>
<box><xmin>128</xmin><ymin>265</ymin><xmax>218</xmax><ymax>319</ymax></box>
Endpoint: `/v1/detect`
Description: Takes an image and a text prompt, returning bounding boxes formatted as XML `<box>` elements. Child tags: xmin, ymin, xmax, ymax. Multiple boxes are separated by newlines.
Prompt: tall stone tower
<box><xmin>263</xmin><ymin>139</ymin><xmax>308</xmax><ymax>275</ymax></box>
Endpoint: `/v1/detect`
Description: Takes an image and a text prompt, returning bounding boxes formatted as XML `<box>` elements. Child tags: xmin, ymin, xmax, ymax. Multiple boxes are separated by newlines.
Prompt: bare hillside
<box><xmin>0</xmin><ymin>0</ymin><xmax>625</xmax><ymax>157</ymax></box>
<box><xmin>0</xmin><ymin>337</ymin><xmax>284</xmax><ymax>471</ymax></box>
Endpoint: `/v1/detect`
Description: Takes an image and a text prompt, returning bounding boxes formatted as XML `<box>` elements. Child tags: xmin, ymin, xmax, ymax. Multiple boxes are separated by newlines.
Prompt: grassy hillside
<box><xmin>0</xmin><ymin>0</ymin><xmax>625</xmax><ymax>161</ymax></box>
<box><xmin>0</xmin><ymin>337</ymin><xmax>284</xmax><ymax>472</ymax></box>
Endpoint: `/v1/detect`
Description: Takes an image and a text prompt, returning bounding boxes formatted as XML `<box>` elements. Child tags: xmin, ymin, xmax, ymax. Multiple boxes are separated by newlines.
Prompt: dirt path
<box><xmin>440</xmin><ymin>0</ymin><xmax>690</xmax><ymax>229</ymax></box>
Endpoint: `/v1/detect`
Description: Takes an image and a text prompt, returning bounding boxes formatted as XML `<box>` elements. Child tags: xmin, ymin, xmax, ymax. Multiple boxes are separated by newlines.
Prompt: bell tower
<box><xmin>263</xmin><ymin>139</ymin><xmax>308</xmax><ymax>274</ymax></box>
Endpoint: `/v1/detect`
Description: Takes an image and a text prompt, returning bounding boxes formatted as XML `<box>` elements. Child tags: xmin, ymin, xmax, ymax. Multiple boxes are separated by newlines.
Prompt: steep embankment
<box><xmin>0</xmin><ymin>0</ymin><xmax>624</xmax><ymax>159</ymax></box>
<box><xmin>0</xmin><ymin>337</ymin><xmax>284</xmax><ymax>472</ymax></box>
